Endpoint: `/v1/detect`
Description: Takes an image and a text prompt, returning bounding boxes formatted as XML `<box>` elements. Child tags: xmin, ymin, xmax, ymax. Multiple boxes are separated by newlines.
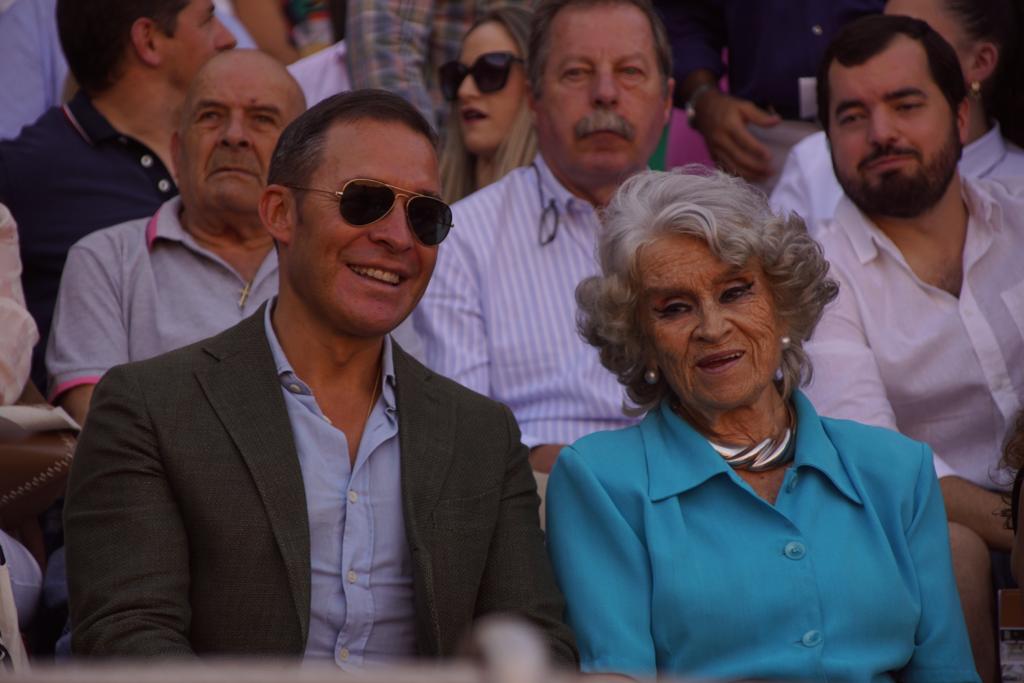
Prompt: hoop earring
<box><xmin>644</xmin><ymin>368</ymin><xmax>659</xmax><ymax>385</ymax></box>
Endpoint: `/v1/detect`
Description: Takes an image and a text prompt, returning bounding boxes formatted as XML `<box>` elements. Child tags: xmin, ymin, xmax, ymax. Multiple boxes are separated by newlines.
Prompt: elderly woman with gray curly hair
<box><xmin>545</xmin><ymin>169</ymin><xmax>978</xmax><ymax>682</ymax></box>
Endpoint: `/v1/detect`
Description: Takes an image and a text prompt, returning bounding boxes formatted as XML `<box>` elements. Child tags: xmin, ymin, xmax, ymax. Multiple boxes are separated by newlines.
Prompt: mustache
<box><xmin>858</xmin><ymin>144</ymin><xmax>921</xmax><ymax>171</ymax></box>
<box><xmin>574</xmin><ymin>109</ymin><xmax>635</xmax><ymax>141</ymax></box>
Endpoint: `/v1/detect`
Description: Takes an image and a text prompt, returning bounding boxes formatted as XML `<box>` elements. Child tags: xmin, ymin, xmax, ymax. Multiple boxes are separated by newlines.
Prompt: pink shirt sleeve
<box><xmin>0</xmin><ymin>204</ymin><xmax>39</xmax><ymax>404</ymax></box>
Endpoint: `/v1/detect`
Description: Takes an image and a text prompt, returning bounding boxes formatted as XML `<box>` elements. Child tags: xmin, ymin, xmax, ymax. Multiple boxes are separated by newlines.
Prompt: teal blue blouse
<box><xmin>546</xmin><ymin>391</ymin><xmax>978</xmax><ymax>683</ymax></box>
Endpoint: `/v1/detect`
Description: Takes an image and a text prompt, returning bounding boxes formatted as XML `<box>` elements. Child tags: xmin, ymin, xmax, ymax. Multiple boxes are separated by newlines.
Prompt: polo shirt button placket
<box><xmin>158</xmin><ymin>179</ymin><xmax>172</xmax><ymax>193</ymax></box>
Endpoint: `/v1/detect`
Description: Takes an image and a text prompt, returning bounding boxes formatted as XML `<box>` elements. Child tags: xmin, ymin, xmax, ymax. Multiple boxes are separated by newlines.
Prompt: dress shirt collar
<box><xmin>644</xmin><ymin>390</ymin><xmax>862</xmax><ymax>505</ymax></box>
<box><xmin>834</xmin><ymin>174</ymin><xmax>999</xmax><ymax>266</ymax></box>
<box><xmin>532</xmin><ymin>153</ymin><xmax>593</xmax><ymax>213</ymax></box>
<box><xmin>961</xmin><ymin>123</ymin><xmax>1010</xmax><ymax>179</ymax></box>
<box><xmin>61</xmin><ymin>90</ymin><xmax>120</xmax><ymax>146</ymax></box>
<box><xmin>262</xmin><ymin>297</ymin><xmax>397</xmax><ymax>411</ymax></box>
<box><xmin>961</xmin><ymin>175</ymin><xmax>1004</xmax><ymax>231</ymax></box>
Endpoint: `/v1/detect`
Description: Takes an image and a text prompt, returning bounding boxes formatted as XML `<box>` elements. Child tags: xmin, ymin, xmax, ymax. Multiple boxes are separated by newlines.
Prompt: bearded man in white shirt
<box><xmin>413</xmin><ymin>0</ymin><xmax>673</xmax><ymax>473</ymax></box>
<box><xmin>805</xmin><ymin>15</ymin><xmax>1024</xmax><ymax>683</ymax></box>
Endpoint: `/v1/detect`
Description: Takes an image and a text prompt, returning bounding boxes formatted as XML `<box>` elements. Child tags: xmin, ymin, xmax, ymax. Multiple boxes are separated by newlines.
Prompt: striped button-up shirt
<box><xmin>414</xmin><ymin>155</ymin><xmax>638</xmax><ymax>448</ymax></box>
<box><xmin>345</xmin><ymin>0</ymin><xmax>528</xmax><ymax>127</ymax></box>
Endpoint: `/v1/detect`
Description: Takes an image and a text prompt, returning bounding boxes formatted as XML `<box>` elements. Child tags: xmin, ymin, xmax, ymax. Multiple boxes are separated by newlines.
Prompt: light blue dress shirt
<box><xmin>546</xmin><ymin>391</ymin><xmax>978</xmax><ymax>683</ymax></box>
<box><xmin>263</xmin><ymin>302</ymin><xmax>416</xmax><ymax>668</ymax></box>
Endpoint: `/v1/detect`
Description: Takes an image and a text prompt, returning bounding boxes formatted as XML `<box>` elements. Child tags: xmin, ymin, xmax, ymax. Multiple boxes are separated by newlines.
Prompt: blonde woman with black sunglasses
<box><xmin>439</xmin><ymin>7</ymin><xmax>537</xmax><ymax>203</ymax></box>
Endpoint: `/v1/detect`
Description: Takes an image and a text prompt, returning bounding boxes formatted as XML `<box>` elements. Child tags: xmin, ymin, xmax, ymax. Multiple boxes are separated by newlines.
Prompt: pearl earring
<box><xmin>781</xmin><ymin>336</ymin><xmax>792</xmax><ymax>348</ymax></box>
<box><xmin>970</xmin><ymin>80</ymin><xmax>982</xmax><ymax>98</ymax></box>
<box><xmin>644</xmin><ymin>368</ymin><xmax>659</xmax><ymax>385</ymax></box>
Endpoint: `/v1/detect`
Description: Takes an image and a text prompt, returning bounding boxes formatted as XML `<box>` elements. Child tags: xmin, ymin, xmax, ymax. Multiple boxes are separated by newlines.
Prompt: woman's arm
<box><xmin>546</xmin><ymin>446</ymin><xmax>656</xmax><ymax>676</ymax></box>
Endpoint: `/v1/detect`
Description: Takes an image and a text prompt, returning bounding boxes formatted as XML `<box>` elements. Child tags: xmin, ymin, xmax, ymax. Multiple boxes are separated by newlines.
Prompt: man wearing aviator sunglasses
<box><xmin>64</xmin><ymin>89</ymin><xmax>577</xmax><ymax>666</ymax></box>
<box><xmin>284</xmin><ymin>178</ymin><xmax>453</xmax><ymax>247</ymax></box>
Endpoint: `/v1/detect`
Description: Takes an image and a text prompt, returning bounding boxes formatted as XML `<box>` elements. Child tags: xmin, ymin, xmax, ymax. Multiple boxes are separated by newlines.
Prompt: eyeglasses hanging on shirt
<box><xmin>531</xmin><ymin>163</ymin><xmax>560</xmax><ymax>246</ymax></box>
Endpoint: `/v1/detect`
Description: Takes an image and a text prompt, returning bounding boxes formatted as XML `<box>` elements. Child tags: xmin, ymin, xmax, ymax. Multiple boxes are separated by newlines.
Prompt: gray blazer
<box><xmin>65</xmin><ymin>307</ymin><xmax>577</xmax><ymax>664</ymax></box>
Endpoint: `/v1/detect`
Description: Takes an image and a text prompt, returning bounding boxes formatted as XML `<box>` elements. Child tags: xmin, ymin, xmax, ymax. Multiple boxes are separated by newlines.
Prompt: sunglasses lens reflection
<box><xmin>408</xmin><ymin>197</ymin><xmax>453</xmax><ymax>246</ymax></box>
<box><xmin>439</xmin><ymin>61</ymin><xmax>467</xmax><ymax>101</ymax></box>
<box><xmin>474</xmin><ymin>53</ymin><xmax>514</xmax><ymax>92</ymax></box>
<box><xmin>340</xmin><ymin>182</ymin><xmax>395</xmax><ymax>226</ymax></box>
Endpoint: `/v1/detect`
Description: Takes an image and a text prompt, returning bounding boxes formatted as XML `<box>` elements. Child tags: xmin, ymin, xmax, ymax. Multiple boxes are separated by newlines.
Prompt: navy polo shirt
<box><xmin>0</xmin><ymin>91</ymin><xmax>177</xmax><ymax>388</ymax></box>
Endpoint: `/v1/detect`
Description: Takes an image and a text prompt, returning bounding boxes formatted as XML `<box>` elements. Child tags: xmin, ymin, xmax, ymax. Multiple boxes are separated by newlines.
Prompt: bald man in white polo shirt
<box><xmin>46</xmin><ymin>50</ymin><xmax>306</xmax><ymax>425</ymax></box>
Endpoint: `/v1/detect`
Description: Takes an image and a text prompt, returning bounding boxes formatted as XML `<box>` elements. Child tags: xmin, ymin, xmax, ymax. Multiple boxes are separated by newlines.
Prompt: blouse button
<box><xmin>784</xmin><ymin>541</ymin><xmax>806</xmax><ymax>560</ymax></box>
<box><xmin>801</xmin><ymin>630</ymin><xmax>822</xmax><ymax>647</ymax></box>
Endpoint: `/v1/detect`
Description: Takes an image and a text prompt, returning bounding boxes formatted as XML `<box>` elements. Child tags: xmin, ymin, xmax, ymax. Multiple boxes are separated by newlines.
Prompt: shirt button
<box><xmin>288</xmin><ymin>383</ymin><xmax>302</xmax><ymax>394</ymax></box>
<box><xmin>802</xmin><ymin>630</ymin><xmax>822</xmax><ymax>647</ymax></box>
<box><xmin>811</xmin><ymin>24</ymin><xmax>823</xmax><ymax>36</ymax></box>
<box><xmin>784</xmin><ymin>541</ymin><xmax>806</xmax><ymax>560</ymax></box>
<box><xmin>347</xmin><ymin>570</ymin><xmax>357</xmax><ymax>583</ymax></box>
<box><xmin>338</xmin><ymin>647</ymin><xmax>349</xmax><ymax>661</ymax></box>
<box><xmin>140</xmin><ymin>154</ymin><xmax>154</xmax><ymax>168</ymax></box>
<box><xmin>348</xmin><ymin>490</ymin><xmax>358</xmax><ymax>503</ymax></box>
<box><xmin>158</xmin><ymin>179</ymin><xmax>172</xmax><ymax>192</ymax></box>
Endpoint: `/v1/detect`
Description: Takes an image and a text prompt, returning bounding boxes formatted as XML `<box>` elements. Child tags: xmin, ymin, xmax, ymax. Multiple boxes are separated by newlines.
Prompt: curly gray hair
<box><xmin>576</xmin><ymin>167</ymin><xmax>839</xmax><ymax>414</ymax></box>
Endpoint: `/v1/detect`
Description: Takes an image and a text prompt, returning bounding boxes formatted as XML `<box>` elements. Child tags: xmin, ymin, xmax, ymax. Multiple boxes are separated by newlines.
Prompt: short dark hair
<box><xmin>527</xmin><ymin>0</ymin><xmax>672</xmax><ymax>99</ymax></box>
<box><xmin>817</xmin><ymin>14</ymin><xmax>967</xmax><ymax>135</ymax></box>
<box><xmin>268</xmin><ymin>89</ymin><xmax>437</xmax><ymax>189</ymax></box>
<box><xmin>57</xmin><ymin>0</ymin><xmax>189</xmax><ymax>95</ymax></box>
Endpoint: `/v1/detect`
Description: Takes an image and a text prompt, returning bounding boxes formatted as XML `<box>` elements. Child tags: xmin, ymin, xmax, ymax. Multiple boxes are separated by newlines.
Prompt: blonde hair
<box><xmin>440</xmin><ymin>7</ymin><xmax>537</xmax><ymax>203</ymax></box>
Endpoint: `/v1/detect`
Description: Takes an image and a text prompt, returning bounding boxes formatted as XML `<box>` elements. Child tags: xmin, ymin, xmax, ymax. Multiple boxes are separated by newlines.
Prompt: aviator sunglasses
<box><xmin>287</xmin><ymin>179</ymin><xmax>454</xmax><ymax>246</ymax></box>
<box><xmin>439</xmin><ymin>51</ymin><xmax>524</xmax><ymax>102</ymax></box>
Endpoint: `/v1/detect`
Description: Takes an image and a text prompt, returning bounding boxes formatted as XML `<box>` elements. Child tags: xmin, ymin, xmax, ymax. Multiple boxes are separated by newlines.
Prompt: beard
<box><xmin>835</xmin><ymin>124</ymin><xmax>961</xmax><ymax>219</ymax></box>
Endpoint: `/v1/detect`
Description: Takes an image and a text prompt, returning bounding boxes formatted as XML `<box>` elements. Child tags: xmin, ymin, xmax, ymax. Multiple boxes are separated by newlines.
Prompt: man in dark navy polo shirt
<box><xmin>0</xmin><ymin>0</ymin><xmax>235</xmax><ymax>389</ymax></box>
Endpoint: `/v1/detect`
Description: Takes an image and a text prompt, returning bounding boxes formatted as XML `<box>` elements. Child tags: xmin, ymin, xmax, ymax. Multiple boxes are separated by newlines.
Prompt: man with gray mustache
<box><xmin>415</xmin><ymin>0</ymin><xmax>673</xmax><ymax>476</ymax></box>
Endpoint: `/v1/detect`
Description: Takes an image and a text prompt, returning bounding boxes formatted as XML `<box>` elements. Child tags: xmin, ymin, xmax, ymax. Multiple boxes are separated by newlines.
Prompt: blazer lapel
<box><xmin>193</xmin><ymin>308</ymin><xmax>311</xmax><ymax>645</ymax></box>
<box><xmin>394</xmin><ymin>344</ymin><xmax>456</xmax><ymax>655</ymax></box>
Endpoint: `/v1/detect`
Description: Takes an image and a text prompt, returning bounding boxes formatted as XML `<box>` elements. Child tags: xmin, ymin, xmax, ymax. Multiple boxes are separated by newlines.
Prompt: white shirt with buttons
<box><xmin>806</xmin><ymin>177</ymin><xmax>1024</xmax><ymax>489</ymax></box>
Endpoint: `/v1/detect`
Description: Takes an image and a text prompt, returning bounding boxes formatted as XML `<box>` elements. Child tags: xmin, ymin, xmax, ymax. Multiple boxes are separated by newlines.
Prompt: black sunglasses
<box><xmin>286</xmin><ymin>179</ymin><xmax>453</xmax><ymax>246</ymax></box>
<box><xmin>439</xmin><ymin>51</ymin><xmax>524</xmax><ymax>102</ymax></box>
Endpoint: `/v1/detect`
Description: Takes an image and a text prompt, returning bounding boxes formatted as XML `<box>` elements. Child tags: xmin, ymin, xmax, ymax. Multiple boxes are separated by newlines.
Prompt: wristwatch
<box><xmin>685</xmin><ymin>83</ymin><xmax>717</xmax><ymax>128</ymax></box>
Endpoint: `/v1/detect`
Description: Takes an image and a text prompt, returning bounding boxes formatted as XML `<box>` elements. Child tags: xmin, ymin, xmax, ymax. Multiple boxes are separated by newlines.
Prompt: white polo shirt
<box><xmin>46</xmin><ymin>197</ymin><xmax>279</xmax><ymax>400</ymax></box>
